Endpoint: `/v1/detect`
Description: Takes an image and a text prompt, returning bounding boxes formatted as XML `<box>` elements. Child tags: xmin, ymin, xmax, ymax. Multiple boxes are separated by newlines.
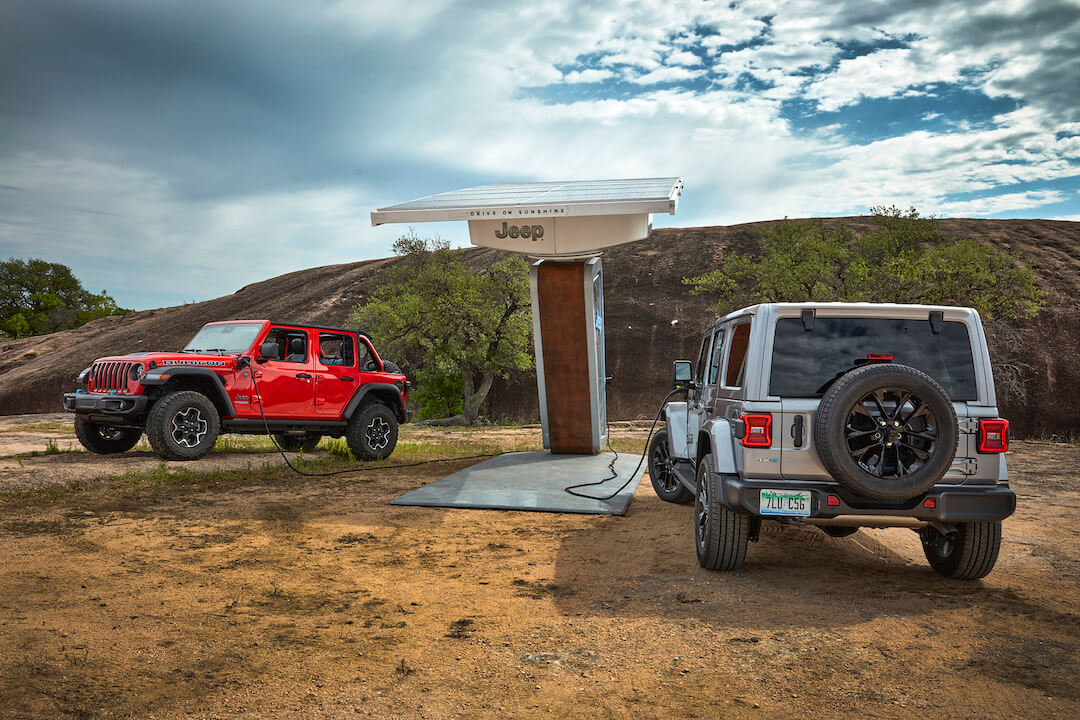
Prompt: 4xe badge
<box><xmin>494</xmin><ymin>222</ymin><xmax>544</xmax><ymax>241</ymax></box>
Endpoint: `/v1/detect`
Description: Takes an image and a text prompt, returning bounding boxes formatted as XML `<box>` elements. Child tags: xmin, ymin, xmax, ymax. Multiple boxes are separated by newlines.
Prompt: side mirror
<box><xmin>673</xmin><ymin>360</ymin><xmax>694</xmax><ymax>389</ymax></box>
<box><xmin>259</xmin><ymin>340</ymin><xmax>279</xmax><ymax>363</ymax></box>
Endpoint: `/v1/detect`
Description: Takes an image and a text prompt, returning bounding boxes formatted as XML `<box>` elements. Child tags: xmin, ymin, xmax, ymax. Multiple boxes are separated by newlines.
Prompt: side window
<box><xmin>264</xmin><ymin>328</ymin><xmax>308</xmax><ymax>363</ymax></box>
<box><xmin>707</xmin><ymin>330</ymin><xmax>726</xmax><ymax>385</ymax></box>
<box><xmin>695</xmin><ymin>331</ymin><xmax>713</xmax><ymax>385</ymax></box>
<box><xmin>723</xmin><ymin>322</ymin><xmax>752</xmax><ymax>388</ymax></box>
<box><xmin>358</xmin><ymin>338</ymin><xmax>378</xmax><ymax>371</ymax></box>
<box><xmin>318</xmin><ymin>333</ymin><xmax>355</xmax><ymax>367</ymax></box>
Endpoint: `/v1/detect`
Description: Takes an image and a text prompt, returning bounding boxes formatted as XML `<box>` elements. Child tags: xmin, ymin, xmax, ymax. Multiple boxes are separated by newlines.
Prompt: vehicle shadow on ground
<box><xmin>549</xmin><ymin>492</ymin><xmax>1074</xmax><ymax>633</ymax></box>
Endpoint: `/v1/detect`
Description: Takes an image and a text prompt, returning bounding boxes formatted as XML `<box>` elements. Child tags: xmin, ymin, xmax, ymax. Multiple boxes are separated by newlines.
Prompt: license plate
<box><xmin>759</xmin><ymin>489</ymin><xmax>812</xmax><ymax>517</ymax></box>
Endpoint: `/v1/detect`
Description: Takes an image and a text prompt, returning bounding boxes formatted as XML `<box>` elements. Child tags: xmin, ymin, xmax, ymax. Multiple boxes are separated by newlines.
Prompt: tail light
<box><xmin>740</xmin><ymin>413</ymin><xmax>772</xmax><ymax>448</ymax></box>
<box><xmin>977</xmin><ymin>418</ymin><xmax>1009</xmax><ymax>453</ymax></box>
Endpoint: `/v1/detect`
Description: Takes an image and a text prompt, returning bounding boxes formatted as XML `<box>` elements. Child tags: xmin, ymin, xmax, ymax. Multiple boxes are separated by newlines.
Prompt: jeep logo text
<box><xmin>494</xmin><ymin>222</ymin><xmax>544</xmax><ymax>240</ymax></box>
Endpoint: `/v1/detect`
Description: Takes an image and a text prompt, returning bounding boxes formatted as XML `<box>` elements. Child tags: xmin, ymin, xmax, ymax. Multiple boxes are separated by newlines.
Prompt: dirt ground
<box><xmin>1</xmin><ymin>416</ymin><xmax>1078</xmax><ymax>719</ymax></box>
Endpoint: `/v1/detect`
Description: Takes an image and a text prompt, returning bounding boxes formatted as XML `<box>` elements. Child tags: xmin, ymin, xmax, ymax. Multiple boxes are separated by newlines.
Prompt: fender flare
<box><xmin>665</xmin><ymin>401</ymin><xmax>690</xmax><ymax>459</ymax></box>
<box><xmin>140</xmin><ymin>367</ymin><xmax>236</xmax><ymax>417</ymax></box>
<box><xmin>343</xmin><ymin>383</ymin><xmax>405</xmax><ymax>421</ymax></box>
<box><xmin>706</xmin><ymin>418</ymin><xmax>738</xmax><ymax>474</ymax></box>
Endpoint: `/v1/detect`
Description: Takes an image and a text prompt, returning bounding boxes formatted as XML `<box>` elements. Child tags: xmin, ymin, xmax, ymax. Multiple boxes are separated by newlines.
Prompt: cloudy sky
<box><xmin>1</xmin><ymin>0</ymin><xmax>1078</xmax><ymax>309</ymax></box>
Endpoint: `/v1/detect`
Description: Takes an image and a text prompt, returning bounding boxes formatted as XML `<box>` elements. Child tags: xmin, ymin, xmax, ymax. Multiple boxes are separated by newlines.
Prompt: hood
<box><xmin>92</xmin><ymin>351</ymin><xmax>238</xmax><ymax>368</ymax></box>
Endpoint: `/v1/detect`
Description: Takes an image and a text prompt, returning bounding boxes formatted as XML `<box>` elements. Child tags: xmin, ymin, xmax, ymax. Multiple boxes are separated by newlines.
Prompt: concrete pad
<box><xmin>390</xmin><ymin>451</ymin><xmax>645</xmax><ymax>515</ymax></box>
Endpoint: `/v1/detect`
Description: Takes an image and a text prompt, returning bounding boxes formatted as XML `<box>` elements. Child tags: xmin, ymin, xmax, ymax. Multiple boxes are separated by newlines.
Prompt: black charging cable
<box><xmin>563</xmin><ymin>387</ymin><xmax>683</xmax><ymax>501</ymax></box>
<box><xmin>240</xmin><ymin>357</ymin><xmax>497</xmax><ymax>478</ymax></box>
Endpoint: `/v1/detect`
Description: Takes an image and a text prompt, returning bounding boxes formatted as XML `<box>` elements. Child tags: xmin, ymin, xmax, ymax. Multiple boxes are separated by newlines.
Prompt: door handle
<box><xmin>295</xmin><ymin>373</ymin><xmax>312</xmax><ymax>379</ymax></box>
<box><xmin>341</xmin><ymin>376</ymin><xmax>355</xmax><ymax>382</ymax></box>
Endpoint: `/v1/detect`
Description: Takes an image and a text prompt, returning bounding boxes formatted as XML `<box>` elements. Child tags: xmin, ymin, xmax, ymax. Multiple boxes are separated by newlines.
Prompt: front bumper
<box><xmin>717</xmin><ymin>475</ymin><xmax>1016</xmax><ymax>523</ymax></box>
<box><xmin>63</xmin><ymin>391</ymin><xmax>150</xmax><ymax>419</ymax></box>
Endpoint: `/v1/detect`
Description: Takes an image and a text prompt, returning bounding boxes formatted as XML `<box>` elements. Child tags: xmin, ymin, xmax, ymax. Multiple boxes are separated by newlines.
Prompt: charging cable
<box><xmin>242</xmin><ymin>358</ymin><xmax>497</xmax><ymax>478</ymax></box>
<box><xmin>563</xmin><ymin>387</ymin><xmax>683</xmax><ymax>501</ymax></box>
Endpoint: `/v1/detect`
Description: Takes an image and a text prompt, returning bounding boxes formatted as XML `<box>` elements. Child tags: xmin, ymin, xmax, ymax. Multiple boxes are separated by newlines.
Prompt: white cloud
<box><xmin>935</xmin><ymin>190</ymin><xmax>1066</xmax><ymax>216</ymax></box>
<box><xmin>562</xmin><ymin>68</ymin><xmax>616</xmax><ymax>83</ymax></box>
<box><xmin>627</xmin><ymin>66</ymin><xmax>704</xmax><ymax>85</ymax></box>
<box><xmin>666</xmin><ymin>50</ymin><xmax>701</xmax><ymax>66</ymax></box>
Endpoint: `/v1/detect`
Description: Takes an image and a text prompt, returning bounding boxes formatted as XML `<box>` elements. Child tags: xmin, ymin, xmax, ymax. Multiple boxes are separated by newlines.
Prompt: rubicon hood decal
<box><xmin>159</xmin><ymin>359</ymin><xmax>229</xmax><ymax>367</ymax></box>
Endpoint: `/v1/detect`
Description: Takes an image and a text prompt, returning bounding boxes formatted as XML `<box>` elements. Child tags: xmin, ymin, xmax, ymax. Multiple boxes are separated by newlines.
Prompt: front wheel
<box><xmin>74</xmin><ymin>416</ymin><xmax>142</xmax><ymax>454</ymax></box>
<box><xmin>694</xmin><ymin>454</ymin><xmax>749</xmax><ymax>571</ymax></box>
<box><xmin>146</xmin><ymin>391</ymin><xmax>221</xmax><ymax>461</ymax></box>
<box><xmin>346</xmin><ymin>403</ymin><xmax>399</xmax><ymax>460</ymax></box>
<box><xmin>921</xmin><ymin>521</ymin><xmax>1001</xmax><ymax>580</ymax></box>
<box><xmin>648</xmin><ymin>429</ymin><xmax>693</xmax><ymax>504</ymax></box>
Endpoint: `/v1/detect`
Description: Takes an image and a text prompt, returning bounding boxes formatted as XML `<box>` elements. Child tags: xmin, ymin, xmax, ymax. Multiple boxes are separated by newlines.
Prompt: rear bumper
<box><xmin>63</xmin><ymin>392</ymin><xmax>149</xmax><ymax>421</ymax></box>
<box><xmin>717</xmin><ymin>475</ymin><xmax>1016</xmax><ymax>523</ymax></box>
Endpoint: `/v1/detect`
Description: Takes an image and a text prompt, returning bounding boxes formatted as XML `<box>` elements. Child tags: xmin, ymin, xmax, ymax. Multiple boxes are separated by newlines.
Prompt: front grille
<box><xmin>92</xmin><ymin>361</ymin><xmax>134</xmax><ymax>392</ymax></box>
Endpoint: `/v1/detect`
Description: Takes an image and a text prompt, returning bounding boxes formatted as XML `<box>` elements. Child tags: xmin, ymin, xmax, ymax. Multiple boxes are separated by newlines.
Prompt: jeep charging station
<box><xmin>372</xmin><ymin>178</ymin><xmax>683</xmax><ymax>514</ymax></box>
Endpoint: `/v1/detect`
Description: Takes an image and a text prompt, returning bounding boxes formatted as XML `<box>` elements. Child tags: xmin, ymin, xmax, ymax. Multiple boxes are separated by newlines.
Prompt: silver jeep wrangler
<box><xmin>648</xmin><ymin>303</ymin><xmax>1015</xmax><ymax>579</ymax></box>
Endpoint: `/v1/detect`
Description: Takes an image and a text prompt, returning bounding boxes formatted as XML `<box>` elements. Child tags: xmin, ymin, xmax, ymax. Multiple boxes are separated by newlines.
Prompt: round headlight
<box><xmin>130</xmin><ymin>364</ymin><xmax>144</xmax><ymax>381</ymax></box>
<box><xmin>77</xmin><ymin>367</ymin><xmax>91</xmax><ymax>387</ymax></box>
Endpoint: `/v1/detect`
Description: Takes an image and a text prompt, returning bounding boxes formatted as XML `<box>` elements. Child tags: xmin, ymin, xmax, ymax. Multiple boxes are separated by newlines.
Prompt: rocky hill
<box><xmin>2</xmin><ymin>218</ymin><xmax>1077</xmax><ymax>438</ymax></box>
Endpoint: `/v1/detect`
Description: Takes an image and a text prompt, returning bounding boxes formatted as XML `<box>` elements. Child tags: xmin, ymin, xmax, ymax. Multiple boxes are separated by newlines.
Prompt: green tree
<box><xmin>350</xmin><ymin>232</ymin><xmax>533</xmax><ymax>425</ymax></box>
<box><xmin>683</xmin><ymin>207</ymin><xmax>1043</xmax><ymax>322</ymax></box>
<box><xmin>0</xmin><ymin>258</ymin><xmax>129</xmax><ymax>339</ymax></box>
<box><xmin>683</xmin><ymin>207</ymin><xmax>1045</xmax><ymax>402</ymax></box>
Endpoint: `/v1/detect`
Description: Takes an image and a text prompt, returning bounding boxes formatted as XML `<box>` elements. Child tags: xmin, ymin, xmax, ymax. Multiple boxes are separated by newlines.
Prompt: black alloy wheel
<box><xmin>844</xmin><ymin>388</ymin><xmax>939</xmax><ymax>481</ymax></box>
<box><xmin>648</xmin><ymin>429</ymin><xmax>693</xmax><ymax>504</ymax></box>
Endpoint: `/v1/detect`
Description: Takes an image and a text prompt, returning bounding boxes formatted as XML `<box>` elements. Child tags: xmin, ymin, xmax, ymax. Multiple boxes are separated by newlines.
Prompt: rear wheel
<box><xmin>146</xmin><ymin>391</ymin><xmax>220</xmax><ymax>461</ymax></box>
<box><xmin>921</xmin><ymin>521</ymin><xmax>1001</xmax><ymax>580</ymax></box>
<box><xmin>273</xmin><ymin>433</ymin><xmax>322</xmax><ymax>453</ymax></box>
<box><xmin>74</xmin><ymin>416</ymin><xmax>141</xmax><ymax>454</ymax></box>
<box><xmin>346</xmin><ymin>403</ymin><xmax>398</xmax><ymax>460</ymax></box>
<box><xmin>694</xmin><ymin>454</ymin><xmax>749</xmax><ymax>571</ymax></box>
<box><xmin>648</xmin><ymin>429</ymin><xmax>693</xmax><ymax>504</ymax></box>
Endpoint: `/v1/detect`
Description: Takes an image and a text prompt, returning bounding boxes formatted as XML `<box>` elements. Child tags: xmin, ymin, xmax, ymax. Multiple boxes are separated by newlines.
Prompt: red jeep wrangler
<box><xmin>63</xmin><ymin>320</ymin><xmax>409</xmax><ymax>461</ymax></box>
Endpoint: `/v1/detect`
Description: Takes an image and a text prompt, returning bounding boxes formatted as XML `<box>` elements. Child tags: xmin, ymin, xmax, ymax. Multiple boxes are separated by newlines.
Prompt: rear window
<box><xmin>769</xmin><ymin>317</ymin><xmax>978</xmax><ymax>400</ymax></box>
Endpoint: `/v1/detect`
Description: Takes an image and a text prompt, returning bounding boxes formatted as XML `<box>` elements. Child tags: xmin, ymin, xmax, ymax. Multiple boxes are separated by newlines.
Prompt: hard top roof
<box><xmin>708</xmin><ymin>302</ymin><xmax>977</xmax><ymax>328</ymax></box>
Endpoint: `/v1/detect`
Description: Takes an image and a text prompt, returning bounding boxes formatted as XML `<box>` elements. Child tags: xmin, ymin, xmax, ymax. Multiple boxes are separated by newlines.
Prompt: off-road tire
<box><xmin>273</xmin><ymin>433</ymin><xmax>322</xmax><ymax>453</ymax></box>
<box><xmin>648</xmin><ymin>429</ymin><xmax>693</xmax><ymax>504</ymax></box>
<box><xmin>820</xmin><ymin>526</ymin><xmax>859</xmax><ymax>539</ymax></box>
<box><xmin>381</xmin><ymin>360</ymin><xmax>402</xmax><ymax>374</ymax></box>
<box><xmin>921</xmin><ymin>521</ymin><xmax>1001</xmax><ymax>580</ymax></box>
<box><xmin>146</xmin><ymin>391</ymin><xmax>220</xmax><ymax>461</ymax></box>
<box><xmin>346</xmin><ymin>402</ymin><xmax>398</xmax><ymax>461</ymax></box>
<box><xmin>814</xmin><ymin>363</ymin><xmax>958</xmax><ymax>502</ymax></box>
<box><xmin>73</xmin><ymin>416</ymin><xmax>142</xmax><ymax>454</ymax></box>
<box><xmin>694</xmin><ymin>454</ymin><xmax>749</xmax><ymax>570</ymax></box>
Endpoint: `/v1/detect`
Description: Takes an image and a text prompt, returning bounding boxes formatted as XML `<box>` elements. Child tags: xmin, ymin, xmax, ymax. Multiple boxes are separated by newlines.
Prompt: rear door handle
<box><xmin>296</xmin><ymin>373</ymin><xmax>312</xmax><ymax>379</ymax></box>
<box><xmin>341</xmin><ymin>376</ymin><xmax>355</xmax><ymax>382</ymax></box>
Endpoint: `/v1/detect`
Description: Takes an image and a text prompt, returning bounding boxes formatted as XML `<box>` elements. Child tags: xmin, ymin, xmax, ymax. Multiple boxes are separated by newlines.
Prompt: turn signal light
<box><xmin>978</xmin><ymin>418</ymin><xmax>1009</xmax><ymax>453</ymax></box>
<box><xmin>740</xmin><ymin>413</ymin><xmax>772</xmax><ymax>448</ymax></box>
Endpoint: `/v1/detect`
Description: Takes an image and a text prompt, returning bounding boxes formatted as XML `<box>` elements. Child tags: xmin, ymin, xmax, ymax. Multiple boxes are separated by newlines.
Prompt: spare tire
<box><xmin>814</xmin><ymin>363</ymin><xmax>958</xmax><ymax>502</ymax></box>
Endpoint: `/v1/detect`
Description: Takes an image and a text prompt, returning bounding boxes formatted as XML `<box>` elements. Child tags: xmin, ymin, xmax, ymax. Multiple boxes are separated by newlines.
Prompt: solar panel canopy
<box><xmin>371</xmin><ymin>177</ymin><xmax>682</xmax><ymax>224</ymax></box>
<box><xmin>371</xmin><ymin>177</ymin><xmax>682</xmax><ymax>258</ymax></box>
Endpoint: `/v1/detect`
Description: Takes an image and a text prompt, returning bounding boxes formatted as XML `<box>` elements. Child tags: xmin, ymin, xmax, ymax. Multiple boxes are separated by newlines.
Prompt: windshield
<box><xmin>183</xmin><ymin>323</ymin><xmax>263</xmax><ymax>354</ymax></box>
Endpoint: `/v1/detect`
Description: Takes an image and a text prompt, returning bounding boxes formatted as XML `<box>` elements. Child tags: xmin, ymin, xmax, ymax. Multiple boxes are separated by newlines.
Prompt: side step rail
<box><xmin>671</xmin><ymin>461</ymin><xmax>697</xmax><ymax>495</ymax></box>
